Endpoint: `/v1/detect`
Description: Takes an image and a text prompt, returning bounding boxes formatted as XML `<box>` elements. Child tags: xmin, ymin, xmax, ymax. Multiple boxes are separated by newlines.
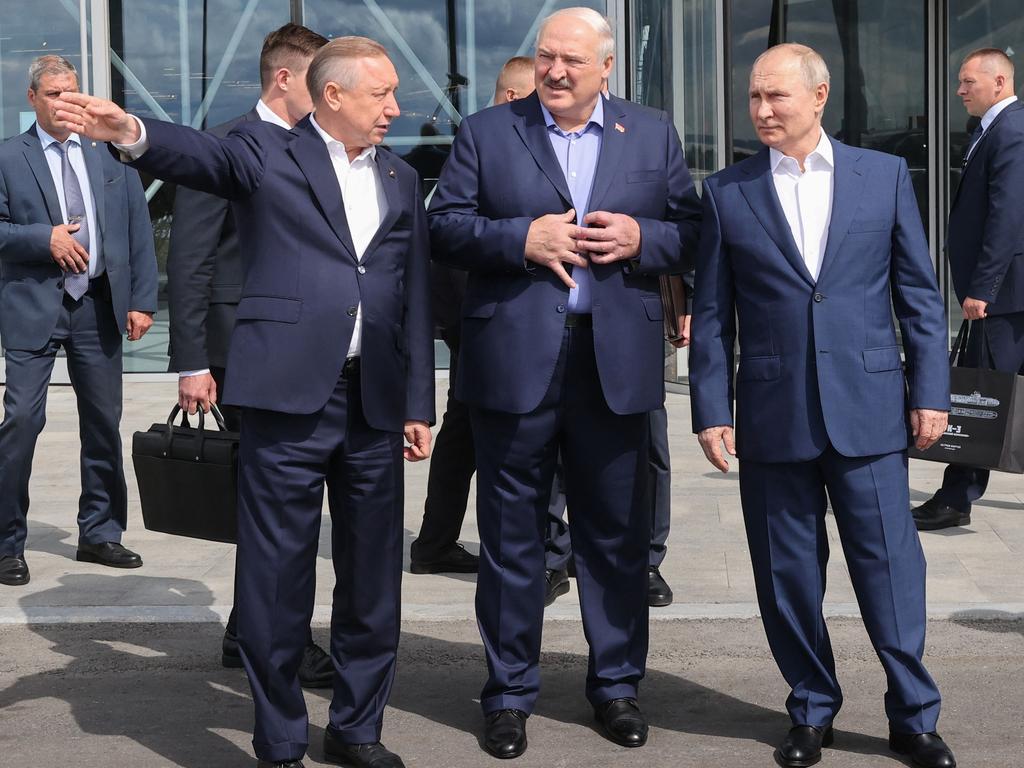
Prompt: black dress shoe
<box><xmin>410</xmin><ymin>542</ymin><xmax>479</xmax><ymax>574</ymax></box>
<box><xmin>912</xmin><ymin>498</ymin><xmax>970</xmax><ymax>531</ymax></box>
<box><xmin>484</xmin><ymin>709</ymin><xmax>528</xmax><ymax>759</ymax></box>
<box><xmin>222</xmin><ymin>628</ymin><xmax>244</xmax><ymax>668</ymax></box>
<box><xmin>890</xmin><ymin>731</ymin><xmax>956</xmax><ymax>768</ymax></box>
<box><xmin>76</xmin><ymin>541</ymin><xmax>143</xmax><ymax>568</ymax></box>
<box><xmin>0</xmin><ymin>555</ymin><xmax>30</xmax><ymax>586</ymax></box>
<box><xmin>648</xmin><ymin>565</ymin><xmax>673</xmax><ymax>607</ymax></box>
<box><xmin>324</xmin><ymin>727</ymin><xmax>405</xmax><ymax>767</ymax></box>
<box><xmin>544</xmin><ymin>568</ymin><xmax>570</xmax><ymax>606</ymax></box>
<box><xmin>256</xmin><ymin>761</ymin><xmax>304</xmax><ymax>767</ymax></box>
<box><xmin>774</xmin><ymin>725</ymin><xmax>833</xmax><ymax>767</ymax></box>
<box><xmin>594</xmin><ymin>698</ymin><xmax>648</xmax><ymax>747</ymax></box>
<box><xmin>298</xmin><ymin>641</ymin><xmax>333</xmax><ymax>688</ymax></box>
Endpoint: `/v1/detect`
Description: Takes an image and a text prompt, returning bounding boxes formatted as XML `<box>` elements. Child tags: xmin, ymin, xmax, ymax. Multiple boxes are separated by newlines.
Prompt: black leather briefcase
<box><xmin>132</xmin><ymin>404</ymin><xmax>240</xmax><ymax>543</ymax></box>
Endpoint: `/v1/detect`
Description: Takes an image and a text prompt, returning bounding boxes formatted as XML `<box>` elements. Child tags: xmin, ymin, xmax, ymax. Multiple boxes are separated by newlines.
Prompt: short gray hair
<box><xmin>754</xmin><ymin>43</ymin><xmax>830</xmax><ymax>90</ymax></box>
<box><xmin>306</xmin><ymin>36</ymin><xmax>389</xmax><ymax>102</ymax></box>
<box><xmin>536</xmin><ymin>7</ymin><xmax>615</xmax><ymax>62</ymax></box>
<box><xmin>29</xmin><ymin>55</ymin><xmax>78</xmax><ymax>91</ymax></box>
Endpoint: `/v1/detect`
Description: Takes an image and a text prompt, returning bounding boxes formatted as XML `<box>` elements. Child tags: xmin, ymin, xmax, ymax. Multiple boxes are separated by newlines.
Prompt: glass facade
<box><xmin>0</xmin><ymin>1</ymin><xmax>1018</xmax><ymax>378</ymax></box>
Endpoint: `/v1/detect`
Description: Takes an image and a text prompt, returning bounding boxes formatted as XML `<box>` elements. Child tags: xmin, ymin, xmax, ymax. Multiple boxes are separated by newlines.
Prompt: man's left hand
<box><xmin>962</xmin><ymin>297</ymin><xmax>988</xmax><ymax>320</ymax></box>
<box><xmin>910</xmin><ymin>408</ymin><xmax>948</xmax><ymax>451</ymax></box>
<box><xmin>576</xmin><ymin>211</ymin><xmax>641</xmax><ymax>264</ymax></box>
<box><xmin>126</xmin><ymin>311</ymin><xmax>154</xmax><ymax>341</ymax></box>
<box><xmin>404</xmin><ymin>420</ymin><xmax>431</xmax><ymax>461</ymax></box>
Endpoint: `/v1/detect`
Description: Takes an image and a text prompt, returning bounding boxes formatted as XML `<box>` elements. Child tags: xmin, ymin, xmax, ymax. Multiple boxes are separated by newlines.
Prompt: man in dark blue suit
<box><xmin>0</xmin><ymin>55</ymin><xmax>157</xmax><ymax>587</ymax></box>
<box><xmin>914</xmin><ymin>48</ymin><xmax>1024</xmax><ymax>532</ymax></box>
<box><xmin>429</xmin><ymin>7</ymin><xmax>700</xmax><ymax>759</ymax></box>
<box><xmin>55</xmin><ymin>37</ymin><xmax>434</xmax><ymax>768</ymax></box>
<box><xmin>690</xmin><ymin>44</ymin><xmax>956</xmax><ymax>768</ymax></box>
<box><xmin>165</xmin><ymin>22</ymin><xmax>333</xmax><ymax>689</ymax></box>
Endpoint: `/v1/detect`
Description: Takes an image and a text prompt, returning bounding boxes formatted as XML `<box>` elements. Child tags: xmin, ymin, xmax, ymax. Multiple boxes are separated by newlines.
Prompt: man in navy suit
<box><xmin>55</xmin><ymin>37</ymin><xmax>433</xmax><ymax>768</ymax></box>
<box><xmin>0</xmin><ymin>55</ymin><xmax>157</xmax><ymax>587</ymax></box>
<box><xmin>165</xmin><ymin>22</ymin><xmax>333</xmax><ymax>689</ymax></box>
<box><xmin>429</xmin><ymin>7</ymin><xmax>700</xmax><ymax>758</ymax></box>
<box><xmin>914</xmin><ymin>48</ymin><xmax>1024</xmax><ymax>532</ymax></box>
<box><xmin>690</xmin><ymin>44</ymin><xmax>956</xmax><ymax>768</ymax></box>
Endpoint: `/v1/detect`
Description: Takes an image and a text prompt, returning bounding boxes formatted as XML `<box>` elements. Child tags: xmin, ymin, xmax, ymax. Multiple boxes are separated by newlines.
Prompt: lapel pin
<box><xmin>388</xmin><ymin>168</ymin><xmax>396</xmax><ymax>178</ymax></box>
<box><xmin>614</xmin><ymin>123</ymin><xmax>625</xmax><ymax>133</ymax></box>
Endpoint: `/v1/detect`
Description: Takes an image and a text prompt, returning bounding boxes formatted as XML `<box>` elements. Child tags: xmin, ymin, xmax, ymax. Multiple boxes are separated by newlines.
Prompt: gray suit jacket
<box><xmin>0</xmin><ymin>125</ymin><xmax>157</xmax><ymax>351</ymax></box>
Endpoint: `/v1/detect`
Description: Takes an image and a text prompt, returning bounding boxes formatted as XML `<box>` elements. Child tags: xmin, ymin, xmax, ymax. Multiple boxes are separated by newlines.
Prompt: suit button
<box><xmin>346</xmin><ymin>306</ymin><xmax>357</xmax><ymax>317</ymax></box>
<box><xmin>56</xmin><ymin>281</ymin><xmax>63</xmax><ymax>290</ymax></box>
<box><xmin>357</xmin><ymin>265</ymin><xmax>366</xmax><ymax>274</ymax></box>
<box><xmin>813</xmin><ymin>292</ymin><xmax>824</xmax><ymax>302</ymax></box>
<box><xmin>556</xmin><ymin>304</ymin><xmax>566</xmax><ymax>313</ymax></box>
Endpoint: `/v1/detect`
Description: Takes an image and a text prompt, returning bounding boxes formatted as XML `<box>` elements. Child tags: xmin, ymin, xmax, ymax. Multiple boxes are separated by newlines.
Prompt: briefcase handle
<box><xmin>163</xmin><ymin>404</ymin><xmax>230</xmax><ymax>461</ymax></box>
<box><xmin>950</xmin><ymin>318</ymin><xmax>991</xmax><ymax>367</ymax></box>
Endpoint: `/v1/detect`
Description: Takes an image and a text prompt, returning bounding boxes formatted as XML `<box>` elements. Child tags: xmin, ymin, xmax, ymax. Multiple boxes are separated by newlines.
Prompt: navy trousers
<box><xmin>935</xmin><ymin>312</ymin><xmax>1024</xmax><ymax>512</ymax></box>
<box><xmin>545</xmin><ymin>405</ymin><xmax>672</xmax><ymax>570</ymax></box>
<box><xmin>235</xmin><ymin>365</ymin><xmax>404</xmax><ymax>763</ymax></box>
<box><xmin>0</xmin><ymin>284</ymin><xmax>126</xmax><ymax>557</ymax></box>
<box><xmin>471</xmin><ymin>326</ymin><xmax>651</xmax><ymax>714</ymax></box>
<box><xmin>739</xmin><ymin>446</ymin><xmax>941</xmax><ymax>733</ymax></box>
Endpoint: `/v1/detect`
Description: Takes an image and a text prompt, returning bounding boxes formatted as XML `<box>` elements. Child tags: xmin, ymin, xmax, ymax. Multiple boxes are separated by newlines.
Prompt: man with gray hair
<box><xmin>0</xmin><ymin>55</ymin><xmax>157</xmax><ymax>587</ymax></box>
<box><xmin>52</xmin><ymin>36</ymin><xmax>434</xmax><ymax>768</ymax></box>
<box><xmin>429</xmin><ymin>6</ymin><xmax>700</xmax><ymax>758</ymax></box>
<box><xmin>691</xmin><ymin>43</ymin><xmax>956</xmax><ymax>768</ymax></box>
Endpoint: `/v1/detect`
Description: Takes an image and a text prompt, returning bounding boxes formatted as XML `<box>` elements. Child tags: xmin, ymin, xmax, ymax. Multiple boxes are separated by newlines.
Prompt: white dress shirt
<box><xmin>966</xmin><ymin>94</ymin><xmax>1018</xmax><ymax>163</ymax></box>
<box><xmin>308</xmin><ymin>113</ymin><xmax>388</xmax><ymax>359</ymax></box>
<box><xmin>770</xmin><ymin>129</ymin><xmax>834</xmax><ymax>282</ymax></box>
<box><xmin>36</xmin><ymin>125</ymin><xmax>103</xmax><ymax>277</ymax></box>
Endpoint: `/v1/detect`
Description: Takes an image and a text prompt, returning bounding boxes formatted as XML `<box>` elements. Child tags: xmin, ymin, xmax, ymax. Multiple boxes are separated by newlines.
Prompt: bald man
<box><xmin>914</xmin><ymin>47</ymin><xmax>1024</xmax><ymax>532</ymax></box>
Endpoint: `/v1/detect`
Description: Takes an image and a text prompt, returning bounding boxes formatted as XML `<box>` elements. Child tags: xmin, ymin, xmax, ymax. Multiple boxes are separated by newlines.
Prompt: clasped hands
<box><xmin>524</xmin><ymin>208</ymin><xmax>640</xmax><ymax>287</ymax></box>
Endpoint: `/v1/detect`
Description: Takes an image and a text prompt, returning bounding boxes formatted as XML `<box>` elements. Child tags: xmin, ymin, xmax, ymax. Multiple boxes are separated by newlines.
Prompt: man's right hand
<box><xmin>179</xmin><ymin>372</ymin><xmax>217</xmax><ymax>415</ymax></box>
<box><xmin>50</xmin><ymin>224</ymin><xmax>89</xmax><ymax>273</ymax></box>
<box><xmin>51</xmin><ymin>92</ymin><xmax>140</xmax><ymax>145</ymax></box>
<box><xmin>524</xmin><ymin>208</ymin><xmax>589</xmax><ymax>289</ymax></box>
<box><xmin>698</xmin><ymin>425</ymin><xmax>736</xmax><ymax>472</ymax></box>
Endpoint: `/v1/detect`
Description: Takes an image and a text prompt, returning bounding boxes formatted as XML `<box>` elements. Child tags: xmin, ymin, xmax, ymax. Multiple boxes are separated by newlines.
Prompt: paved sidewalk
<box><xmin>0</xmin><ymin>381</ymin><xmax>1021</xmax><ymax>768</ymax></box>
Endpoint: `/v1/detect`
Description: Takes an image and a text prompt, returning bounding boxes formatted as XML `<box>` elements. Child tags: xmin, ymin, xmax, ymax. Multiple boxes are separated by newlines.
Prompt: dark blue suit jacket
<box><xmin>126</xmin><ymin>116</ymin><xmax>435</xmax><ymax>430</ymax></box>
<box><xmin>428</xmin><ymin>93</ymin><xmax>701</xmax><ymax>415</ymax></box>
<box><xmin>947</xmin><ymin>100</ymin><xmax>1024</xmax><ymax>315</ymax></box>
<box><xmin>690</xmin><ymin>139</ymin><xmax>949</xmax><ymax>462</ymax></box>
<box><xmin>0</xmin><ymin>126</ymin><xmax>157</xmax><ymax>351</ymax></box>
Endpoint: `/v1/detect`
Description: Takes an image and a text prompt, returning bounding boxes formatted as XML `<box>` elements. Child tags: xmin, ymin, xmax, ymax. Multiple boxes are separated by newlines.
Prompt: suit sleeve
<box><xmin>120</xmin><ymin>118</ymin><xmax>266</xmax><ymax>201</ymax></box>
<box><xmin>689</xmin><ymin>181</ymin><xmax>736</xmax><ymax>432</ymax></box>
<box><xmin>890</xmin><ymin>158</ymin><xmax>950</xmax><ymax>411</ymax></box>
<box><xmin>125</xmin><ymin>166</ymin><xmax>158</xmax><ymax>313</ymax></box>
<box><xmin>969</xmin><ymin>125</ymin><xmax>1024</xmax><ymax>302</ymax></box>
<box><xmin>427</xmin><ymin>117</ymin><xmax>535</xmax><ymax>274</ymax></box>
<box><xmin>629</xmin><ymin>121</ymin><xmax>702</xmax><ymax>276</ymax></box>
<box><xmin>404</xmin><ymin>181</ymin><xmax>437</xmax><ymax>425</ymax></box>
<box><xmin>166</xmin><ymin>183</ymin><xmax>230</xmax><ymax>371</ymax></box>
<box><xmin>0</xmin><ymin>166</ymin><xmax>54</xmax><ymax>264</ymax></box>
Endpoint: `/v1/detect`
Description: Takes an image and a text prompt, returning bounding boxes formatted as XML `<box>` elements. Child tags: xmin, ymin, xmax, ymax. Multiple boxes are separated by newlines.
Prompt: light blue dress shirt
<box><xmin>539</xmin><ymin>97</ymin><xmax>604</xmax><ymax>313</ymax></box>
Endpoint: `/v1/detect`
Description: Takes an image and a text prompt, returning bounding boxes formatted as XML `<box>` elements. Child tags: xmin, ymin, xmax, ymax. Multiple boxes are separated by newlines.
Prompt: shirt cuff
<box><xmin>112</xmin><ymin>116</ymin><xmax>150</xmax><ymax>160</ymax></box>
<box><xmin>179</xmin><ymin>369</ymin><xmax>211</xmax><ymax>378</ymax></box>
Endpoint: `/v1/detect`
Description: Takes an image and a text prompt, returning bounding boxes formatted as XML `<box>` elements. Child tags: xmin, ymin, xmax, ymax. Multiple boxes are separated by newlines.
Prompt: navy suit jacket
<box><xmin>0</xmin><ymin>126</ymin><xmax>157</xmax><ymax>351</ymax></box>
<box><xmin>947</xmin><ymin>100</ymin><xmax>1024</xmax><ymax>315</ymax></box>
<box><xmin>126</xmin><ymin>116</ymin><xmax>435</xmax><ymax>430</ymax></box>
<box><xmin>428</xmin><ymin>92</ymin><xmax>701</xmax><ymax>415</ymax></box>
<box><xmin>166</xmin><ymin>109</ymin><xmax>260</xmax><ymax>372</ymax></box>
<box><xmin>690</xmin><ymin>139</ymin><xmax>950</xmax><ymax>462</ymax></box>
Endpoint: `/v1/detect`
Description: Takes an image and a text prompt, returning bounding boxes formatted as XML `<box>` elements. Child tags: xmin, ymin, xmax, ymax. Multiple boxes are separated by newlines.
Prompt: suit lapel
<box><xmin>815</xmin><ymin>139</ymin><xmax>866</xmax><ymax>284</ymax></box>
<box><xmin>81</xmin><ymin>139</ymin><xmax>107</xmax><ymax>236</ymax></box>
<box><xmin>360</xmin><ymin>151</ymin><xmax>402</xmax><ymax>264</ymax></box>
<box><xmin>952</xmin><ymin>100</ymin><xmax>1024</xmax><ymax>208</ymax></box>
<box><xmin>512</xmin><ymin>93</ymin><xmax>573</xmax><ymax>208</ymax></box>
<box><xmin>587</xmin><ymin>96</ymin><xmax>626</xmax><ymax>212</ymax></box>
<box><xmin>21</xmin><ymin>127</ymin><xmax>63</xmax><ymax>226</ymax></box>
<box><xmin>287</xmin><ymin>118</ymin><xmax>358</xmax><ymax>261</ymax></box>
<box><xmin>738</xmin><ymin>149</ymin><xmax>815</xmax><ymax>287</ymax></box>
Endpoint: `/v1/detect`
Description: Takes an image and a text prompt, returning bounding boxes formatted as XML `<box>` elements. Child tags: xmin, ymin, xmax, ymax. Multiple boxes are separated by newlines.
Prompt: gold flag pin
<box><xmin>614</xmin><ymin>123</ymin><xmax>625</xmax><ymax>133</ymax></box>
